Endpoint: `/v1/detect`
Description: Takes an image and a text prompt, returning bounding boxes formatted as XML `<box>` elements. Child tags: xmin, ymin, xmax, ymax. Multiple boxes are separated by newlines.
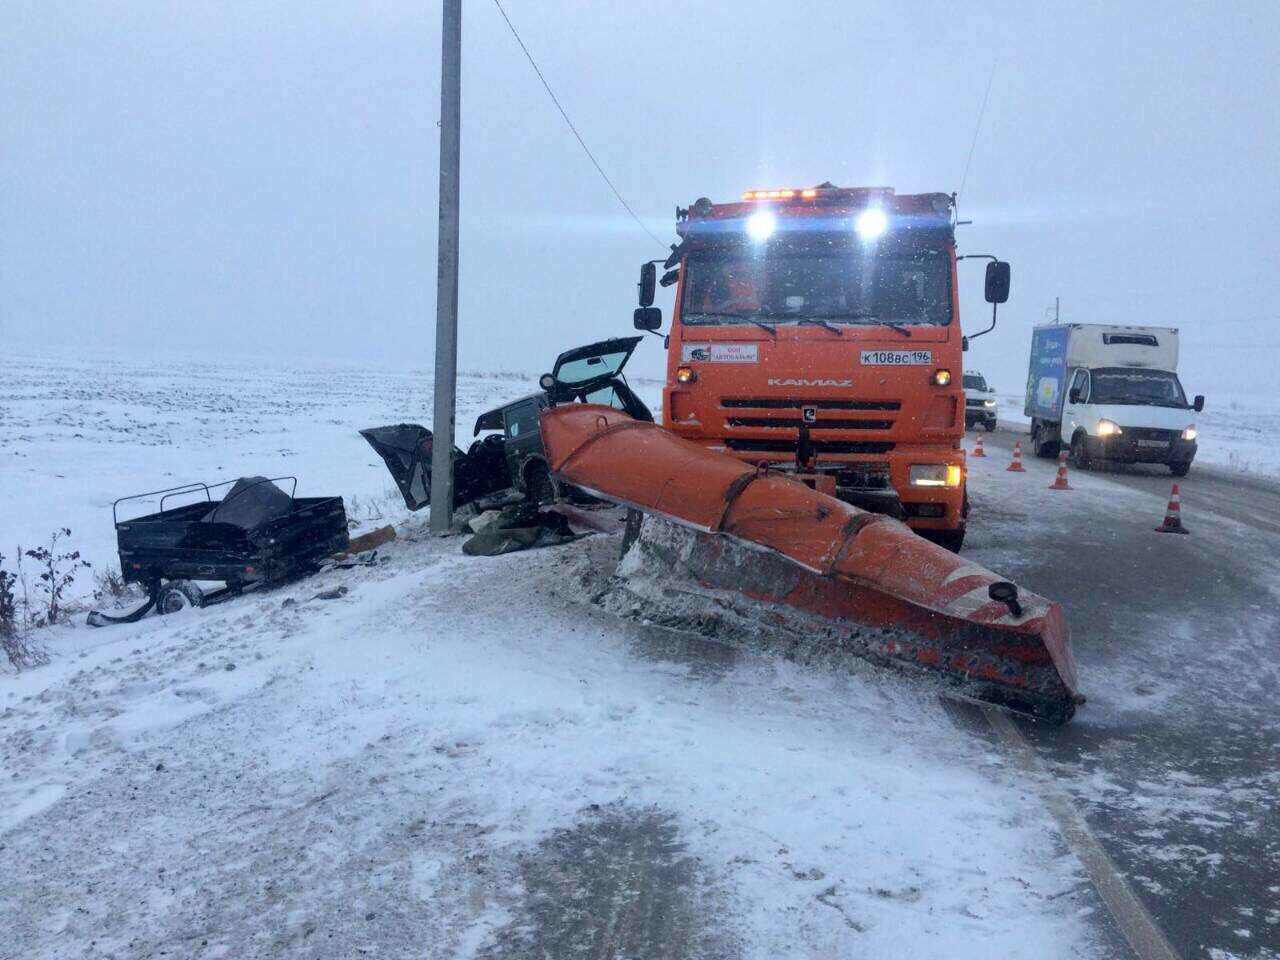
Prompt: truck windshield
<box><xmin>1090</xmin><ymin>368</ymin><xmax>1188</xmax><ymax>407</ymax></box>
<box><xmin>680</xmin><ymin>243</ymin><xmax>952</xmax><ymax>327</ymax></box>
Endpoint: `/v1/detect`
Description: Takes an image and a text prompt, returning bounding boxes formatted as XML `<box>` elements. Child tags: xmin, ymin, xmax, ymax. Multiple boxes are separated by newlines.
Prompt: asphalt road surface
<box><xmin>960</xmin><ymin>425</ymin><xmax>1280</xmax><ymax>960</ymax></box>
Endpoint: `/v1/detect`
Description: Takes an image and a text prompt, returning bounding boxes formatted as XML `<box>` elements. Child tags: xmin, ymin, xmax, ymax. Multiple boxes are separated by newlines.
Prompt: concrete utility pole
<box><xmin>429</xmin><ymin>0</ymin><xmax>461</xmax><ymax>534</ymax></box>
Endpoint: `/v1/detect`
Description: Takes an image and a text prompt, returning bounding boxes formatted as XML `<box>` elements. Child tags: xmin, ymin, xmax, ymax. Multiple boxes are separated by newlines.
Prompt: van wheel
<box><xmin>1069</xmin><ymin>432</ymin><xmax>1092</xmax><ymax>471</ymax></box>
<box><xmin>921</xmin><ymin>528</ymin><xmax>966</xmax><ymax>553</ymax></box>
<box><xmin>525</xmin><ymin>462</ymin><xmax>557</xmax><ymax>505</ymax></box>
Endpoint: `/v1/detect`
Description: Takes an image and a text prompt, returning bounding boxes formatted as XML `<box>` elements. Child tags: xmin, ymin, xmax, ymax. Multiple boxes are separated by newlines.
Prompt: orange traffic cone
<box><xmin>1048</xmin><ymin>450</ymin><xmax>1072</xmax><ymax>490</ymax></box>
<box><xmin>1006</xmin><ymin>440</ymin><xmax>1026</xmax><ymax>472</ymax></box>
<box><xmin>972</xmin><ymin>435</ymin><xmax>986</xmax><ymax>458</ymax></box>
<box><xmin>1155</xmin><ymin>484</ymin><xmax>1190</xmax><ymax>534</ymax></box>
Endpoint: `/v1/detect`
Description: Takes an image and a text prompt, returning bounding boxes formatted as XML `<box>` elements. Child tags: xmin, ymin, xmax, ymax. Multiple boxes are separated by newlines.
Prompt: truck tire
<box><xmin>1170</xmin><ymin>460</ymin><xmax>1191</xmax><ymax>478</ymax></box>
<box><xmin>1069</xmin><ymin>431</ymin><xmax>1092</xmax><ymax>471</ymax></box>
<box><xmin>156</xmin><ymin>580</ymin><xmax>204</xmax><ymax>615</ymax></box>
<box><xmin>921</xmin><ymin>528</ymin><xmax>965</xmax><ymax>553</ymax></box>
<box><xmin>1032</xmin><ymin>421</ymin><xmax>1060</xmax><ymax>459</ymax></box>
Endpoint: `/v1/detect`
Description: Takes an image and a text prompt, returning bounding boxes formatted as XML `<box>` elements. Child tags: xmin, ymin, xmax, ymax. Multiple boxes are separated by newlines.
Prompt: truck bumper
<box><xmin>721</xmin><ymin>447</ymin><xmax>966</xmax><ymax>532</ymax></box>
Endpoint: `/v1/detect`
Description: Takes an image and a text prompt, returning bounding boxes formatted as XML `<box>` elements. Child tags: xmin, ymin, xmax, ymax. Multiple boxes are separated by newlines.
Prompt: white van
<box><xmin>1024</xmin><ymin>324</ymin><xmax>1204</xmax><ymax>476</ymax></box>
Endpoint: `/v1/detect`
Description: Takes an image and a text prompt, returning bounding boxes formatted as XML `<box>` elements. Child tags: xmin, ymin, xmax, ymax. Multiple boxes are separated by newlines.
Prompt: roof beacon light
<box><xmin>746</xmin><ymin>210</ymin><xmax>777</xmax><ymax>242</ymax></box>
<box><xmin>743</xmin><ymin>189</ymin><xmax>796</xmax><ymax>201</ymax></box>
<box><xmin>855</xmin><ymin>207</ymin><xmax>888</xmax><ymax>242</ymax></box>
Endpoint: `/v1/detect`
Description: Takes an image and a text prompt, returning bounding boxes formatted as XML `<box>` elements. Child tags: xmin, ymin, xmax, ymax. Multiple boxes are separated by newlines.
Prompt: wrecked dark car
<box><xmin>362</xmin><ymin>337</ymin><xmax>651</xmax><ymax>513</ymax></box>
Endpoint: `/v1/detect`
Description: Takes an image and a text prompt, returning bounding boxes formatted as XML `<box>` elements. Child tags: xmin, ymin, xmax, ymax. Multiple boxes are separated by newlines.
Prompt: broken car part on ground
<box><xmin>87</xmin><ymin>476</ymin><xmax>349</xmax><ymax>625</ymax></box>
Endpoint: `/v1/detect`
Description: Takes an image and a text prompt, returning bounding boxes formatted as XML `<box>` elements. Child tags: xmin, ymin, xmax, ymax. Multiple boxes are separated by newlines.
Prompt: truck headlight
<box><xmin>909</xmin><ymin>464</ymin><xmax>963</xmax><ymax>487</ymax></box>
<box><xmin>1097</xmin><ymin>419</ymin><xmax>1122</xmax><ymax>437</ymax></box>
<box><xmin>1182</xmin><ymin>426</ymin><xmax>1197</xmax><ymax>441</ymax></box>
<box><xmin>675</xmin><ymin>366</ymin><xmax>697</xmax><ymax>384</ymax></box>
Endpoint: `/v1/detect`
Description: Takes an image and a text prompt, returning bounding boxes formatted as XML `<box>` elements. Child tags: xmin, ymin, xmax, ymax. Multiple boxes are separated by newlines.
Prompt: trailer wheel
<box><xmin>156</xmin><ymin>580</ymin><xmax>205</xmax><ymax>615</ymax></box>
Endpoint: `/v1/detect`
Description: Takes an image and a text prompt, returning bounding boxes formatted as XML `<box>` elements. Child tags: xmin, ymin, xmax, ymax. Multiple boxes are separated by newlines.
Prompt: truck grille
<box><xmin>722</xmin><ymin>397</ymin><xmax>900</xmax><ymax>411</ymax></box>
<box><xmin>725</xmin><ymin>439</ymin><xmax>895</xmax><ymax>455</ymax></box>
<box><xmin>726</xmin><ymin>416</ymin><xmax>893</xmax><ymax>430</ymax></box>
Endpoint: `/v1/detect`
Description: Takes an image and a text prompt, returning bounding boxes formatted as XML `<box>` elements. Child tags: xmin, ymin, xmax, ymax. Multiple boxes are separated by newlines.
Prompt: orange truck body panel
<box><xmin>541</xmin><ymin>404</ymin><xmax>1080</xmax><ymax>721</ymax></box>
<box><xmin>662</xmin><ymin>186</ymin><xmax>966</xmax><ymax>534</ymax></box>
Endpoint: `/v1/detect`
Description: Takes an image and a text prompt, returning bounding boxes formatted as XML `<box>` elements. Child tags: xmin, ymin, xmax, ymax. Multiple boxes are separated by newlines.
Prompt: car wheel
<box><xmin>1070</xmin><ymin>432</ymin><xmax>1092</xmax><ymax>471</ymax></box>
<box><xmin>1170</xmin><ymin>460</ymin><xmax>1191</xmax><ymax>477</ymax></box>
<box><xmin>156</xmin><ymin>580</ymin><xmax>204</xmax><ymax>615</ymax></box>
<box><xmin>983</xmin><ymin>419</ymin><xmax>996</xmax><ymax>432</ymax></box>
<box><xmin>525</xmin><ymin>462</ymin><xmax>557</xmax><ymax>505</ymax></box>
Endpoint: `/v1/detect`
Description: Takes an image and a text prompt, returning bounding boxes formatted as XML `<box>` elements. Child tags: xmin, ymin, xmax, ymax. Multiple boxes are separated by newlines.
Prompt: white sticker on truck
<box><xmin>681</xmin><ymin>343</ymin><xmax>759</xmax><ymax>363</ymax></box>
<box><xmin>860</xmin><ymin>349</ymin><xmax>933</xmax><ymax>366</ymax></box>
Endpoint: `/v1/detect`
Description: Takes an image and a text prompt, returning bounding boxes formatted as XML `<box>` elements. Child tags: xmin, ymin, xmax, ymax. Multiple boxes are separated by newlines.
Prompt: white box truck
<box><xmin>1024</xmin><ymin>324</ymin><xmax>1204</xmax><ymax>476</ymax></box>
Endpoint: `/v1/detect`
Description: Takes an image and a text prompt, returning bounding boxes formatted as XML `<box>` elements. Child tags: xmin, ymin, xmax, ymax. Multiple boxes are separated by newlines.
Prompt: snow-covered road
<box><xmin>1</xmin><ymin>524</ymin><xmax>1099</xmax><ymax>959</ymax></box>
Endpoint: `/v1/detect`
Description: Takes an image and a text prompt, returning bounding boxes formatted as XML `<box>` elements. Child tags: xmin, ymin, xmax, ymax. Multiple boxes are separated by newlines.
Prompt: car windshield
<box><xmin>680</xmin><ymin>242</ymin><xmax>952</xmax><ymax>326</ymax></box>
<box><xmin>963</xmin><ymin>375</ymin><xmax>988</xmax><ymax>391</ymax></box>
<box><xmin>1090</xmin><ymin>368</ymin><xmax>1187</xmax><ymax>406</ymax></box>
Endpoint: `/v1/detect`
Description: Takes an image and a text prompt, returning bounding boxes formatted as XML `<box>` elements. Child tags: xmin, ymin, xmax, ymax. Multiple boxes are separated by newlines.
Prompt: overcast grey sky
<box><xmin>3</xmin><ymin>1</ymin><xmax>1277</xmax><ymax>397</ymax></box>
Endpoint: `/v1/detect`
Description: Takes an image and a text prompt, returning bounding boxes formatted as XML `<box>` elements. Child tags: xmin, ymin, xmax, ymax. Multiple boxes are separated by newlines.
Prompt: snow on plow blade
<box><xmin>541</xmin><ymin>405</ymin><xmax>1083</xmax><ymax>723</ymax></box>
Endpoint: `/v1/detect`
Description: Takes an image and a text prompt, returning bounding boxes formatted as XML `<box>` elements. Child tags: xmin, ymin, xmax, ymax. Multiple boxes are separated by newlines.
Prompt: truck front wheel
<box><xmin>921</xmin><ymin>528</ymin><xmax>966</xmax><ymax>553</ymax></box>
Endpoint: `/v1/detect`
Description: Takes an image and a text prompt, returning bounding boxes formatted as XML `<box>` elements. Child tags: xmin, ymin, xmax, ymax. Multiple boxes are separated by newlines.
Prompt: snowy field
<box><xmin>989</xmin><ymin>391</ymin><xmax>1280</xmax><ymax>478</ymax></box>
<box><xmin>1</xmin><ymin>351</ymin><xmax>1107</xmax><ymax>958</ymax></box>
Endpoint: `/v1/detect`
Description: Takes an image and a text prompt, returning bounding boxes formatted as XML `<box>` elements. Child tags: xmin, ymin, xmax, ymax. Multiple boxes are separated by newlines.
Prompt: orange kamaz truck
<box><xmin>633</xmin><ymin>184</ymin><xmax>1010</xmax><ymax>551</ymax></box>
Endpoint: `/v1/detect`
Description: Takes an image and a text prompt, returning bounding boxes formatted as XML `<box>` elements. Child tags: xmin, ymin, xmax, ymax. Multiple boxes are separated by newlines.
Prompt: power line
<box><xmin>491</xmin><ymin>0</ymin><xmax>666</xmax><ymax>250</ymax></box>
<box><xmin>958</xmin><ymin>59</ymin><xmax>997</xmax><ymax>202</ymax></box>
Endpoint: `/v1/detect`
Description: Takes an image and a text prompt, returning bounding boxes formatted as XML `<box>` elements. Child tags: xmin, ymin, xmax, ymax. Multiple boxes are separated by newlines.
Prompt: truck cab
<box><xmin>634</xmin><ymin>184</ymin><xmax>1010</xmax><ymax>552</ymax></box>
<box><xmin>1025</xmin><ymin>324</ymin><xmax>1203</xmax><ymax>476</ymax></box>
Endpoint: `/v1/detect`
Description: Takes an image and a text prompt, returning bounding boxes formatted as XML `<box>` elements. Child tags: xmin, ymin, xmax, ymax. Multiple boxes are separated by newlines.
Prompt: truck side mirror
<box><xmin>984</xmin><ymin>261</ymin><xmax>1011</xmax><ymax>304</ymax></box>
<box><xmin>961</xmin><ymin>336</ymin><xmax>969</xmax><ymax>352</ymax></box>
<box><xmin>1193</xmin><ymin>394</ymin><xmax>1205</xmax><ymax>412</ymax></box>
<box><xmin>1069</xmin><ymin>387</ymin><xmax>1081</xmax><ymax>404</ymax></box>
<box><xmin>638</xmin><ymin>262</ymin><xmax>656</xmax><ymax>307</ymax></box>
<box><xmin>634</xmin><ymin>307</ymin><xmax>662</xmax><ymax>331</ymax></box>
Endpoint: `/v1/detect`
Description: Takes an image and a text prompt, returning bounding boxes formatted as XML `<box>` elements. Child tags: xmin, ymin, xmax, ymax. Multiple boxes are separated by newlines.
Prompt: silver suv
<box><xmin>963</xmin><ymin>370</ymin><xmax>998</xmax><ymax>431</ymax></box>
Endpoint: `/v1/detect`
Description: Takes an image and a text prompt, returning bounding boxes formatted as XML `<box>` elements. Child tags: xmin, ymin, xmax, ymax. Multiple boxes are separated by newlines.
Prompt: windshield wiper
<box><xmin>819</xmin><ymin>312</ymin><xmax>913</xmax><ymax>337</ymax></box>
<box><xmin>687</xmin><ymin>312</ymin><xmax>776</xmax><ymax>337</ymax></box>
<box><xmin>796</xmin><ymin>318</ymin><xmax>843</xmax><ymax>336</ymax></box>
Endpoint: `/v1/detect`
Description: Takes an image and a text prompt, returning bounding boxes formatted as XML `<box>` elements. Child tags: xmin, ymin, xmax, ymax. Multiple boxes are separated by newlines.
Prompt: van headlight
<box><xmin>909</xmin><ymin>464</ymin><xmax>963</xmax><ymax>487</ymax></box>
<box><xmin>1182</xmin><ymin>425</ymin><xmax>1197</xmax><ymax>441</ymax></box>
<box><xmin>1097</xmin><ymin>419</ymin><xmax>1122</xmax><ymax>437</ymax></box>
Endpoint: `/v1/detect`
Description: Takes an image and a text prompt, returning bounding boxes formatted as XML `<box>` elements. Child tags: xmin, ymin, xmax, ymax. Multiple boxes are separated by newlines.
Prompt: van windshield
<box><xmin>1090</xmin><ymin>368</ymin><xmax>1187</xmax><ymax>407</ymax></box>
<box><xmin>680</xmin><ymin>243</ymin><xmax>952</xmax><ymax>327</ymax></box>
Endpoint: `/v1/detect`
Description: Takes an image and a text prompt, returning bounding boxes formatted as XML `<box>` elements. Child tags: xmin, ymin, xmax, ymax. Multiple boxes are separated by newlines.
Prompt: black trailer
<box><xmin>89</xmin><ymin>477</ymin><xmax>349</xmax><ymax>624</ymax></box>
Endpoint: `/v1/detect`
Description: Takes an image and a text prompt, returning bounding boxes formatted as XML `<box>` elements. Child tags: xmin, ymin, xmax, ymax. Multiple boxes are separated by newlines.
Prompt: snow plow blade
<box><xmin>540</xmin><ymin>405</ymin><xmax>1082</xmax><ymax>723</ymax></box>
